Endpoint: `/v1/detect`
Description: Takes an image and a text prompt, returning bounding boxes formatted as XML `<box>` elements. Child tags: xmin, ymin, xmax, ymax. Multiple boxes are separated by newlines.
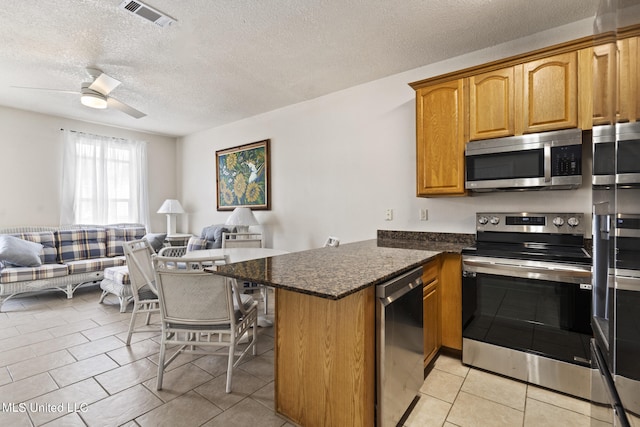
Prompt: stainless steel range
<box><xmin>462</xmin><ymin>212</ymin><xmax>592</xmax><ymax>399</ymax></box>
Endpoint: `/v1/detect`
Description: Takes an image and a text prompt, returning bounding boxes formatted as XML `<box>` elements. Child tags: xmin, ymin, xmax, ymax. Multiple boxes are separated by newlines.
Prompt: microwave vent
<box><xmin>118</xmin><ymin>0</ymin><xmax>176</xmax><ymax>27</ymax></box>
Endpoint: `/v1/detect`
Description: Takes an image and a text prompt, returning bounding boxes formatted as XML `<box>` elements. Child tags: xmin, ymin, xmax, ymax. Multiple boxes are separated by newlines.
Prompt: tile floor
<box><xmin>0</xmin><ymin>285</ymin><xmax>613</xmax><ymax>426</ymax></box>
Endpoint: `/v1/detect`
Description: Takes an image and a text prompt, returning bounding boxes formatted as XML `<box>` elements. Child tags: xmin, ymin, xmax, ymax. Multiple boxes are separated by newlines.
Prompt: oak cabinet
<box><xmin>618</xmin><ymin>36</ymin><xmax>639</xmax><ymax>123</ymax></box>
<box><xmin>591</xmin><ymin>43</ymin><xmax>617</xmax><ymax>125</ymax></box>
<box><xmin>522</xmin><ymin>52</ymin><xmax>578</xmax><ymax>133</ymax></box>
<box><xmin>415</xmin><ymin>80</ymin><xmax>467</xmax><ymax>196</ymax></box>
<box><xmin>440</xmin><ymin>254</ymin><xmax>462</xmax><ymax>351</ymax></box>
<box><xmin>469</xmin><ymin>67</ymin><xmax>516</xmax><ymax>140</ymax></box>
<box><xmin>422</xmin><ymin>259</ymin><xmax>441</xmax><ymax>367</ymax></box>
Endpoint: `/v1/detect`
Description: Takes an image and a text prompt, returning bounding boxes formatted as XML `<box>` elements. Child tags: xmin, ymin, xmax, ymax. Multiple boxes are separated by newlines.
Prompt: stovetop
<box><xmin>462</xmin><ymin>242</ymin><xmax>592</xmax><ymax>265</ymax></box>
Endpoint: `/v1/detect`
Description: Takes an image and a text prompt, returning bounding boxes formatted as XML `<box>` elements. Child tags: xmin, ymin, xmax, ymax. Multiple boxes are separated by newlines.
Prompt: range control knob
<box><xmin>552</xmin><ymin>217</ymin><xmax>565</xmax><ymax>227</ymax></box>
<box><xmin>490</xmin><ymin>216</ymin><xmax>500</xmax><ymax>225</ymax></box>
<box><xmin>478</xmin><ymin>216</ymin><xmax>489</xmax><ymax>225</ymax></box>
<box><xmin>567</xmin><ymin>217</ymin><xmax>580</xmax><ymax>227</ymax></box>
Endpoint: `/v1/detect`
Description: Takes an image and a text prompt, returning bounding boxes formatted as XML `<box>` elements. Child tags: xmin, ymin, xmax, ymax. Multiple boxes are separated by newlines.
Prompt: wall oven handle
<box><xmin>544</xmin><ymin>142</ymin><xmax>551</xmax><ymax>182</ymax></box>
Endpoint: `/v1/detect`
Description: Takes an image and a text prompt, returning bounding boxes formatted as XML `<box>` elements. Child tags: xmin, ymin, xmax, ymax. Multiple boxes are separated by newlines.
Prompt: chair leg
<box><xmin>126</xmin><ymin>304</ymin><xmax>139</xmax><ymax>346</ymax></box>
<box><xmin>157</xmin><ymin>328</ymin><xmax>167</xmax><ymax>390</ymax></box>
<box><xmin>98</xmin><ymin>290</ymin><xmax>108</xmax><ymax>304</ymax></box>
<box><xmin>145</xmin><ymin>307</ymin><xmax>152</xmax><ymax>325</ymax></box>
<box><xmin>252</xmin><ymin>318</ymin><xmax>258</xmax><ymax>356</ymax></box>
<box><xmin>262</xmin><ymin>286</ymin><xmax>268</xmax><ymax>315</ymax></box>
<box><xmin>226</xmin><ymin>344</ymin><xmax>234</xmax><ymax>393</ymax></box>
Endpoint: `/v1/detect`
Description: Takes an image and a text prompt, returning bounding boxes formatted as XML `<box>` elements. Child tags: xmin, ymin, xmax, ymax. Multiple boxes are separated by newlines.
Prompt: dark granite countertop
<box><xmin>377</xmin><ymin>230</ymin><xmax>475</xmax><ymax>253</ymax></box>
<box><xmin>215</xmin><ymin>239</ymin><xmax>441</xmax><ymax>300</ymax></box>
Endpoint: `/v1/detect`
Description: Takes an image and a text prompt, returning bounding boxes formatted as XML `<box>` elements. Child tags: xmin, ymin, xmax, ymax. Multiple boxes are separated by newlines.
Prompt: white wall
<box><xmin>179</xmin><ymin>18</ymin><xmax>596</xmax><ymax>252</ymax></box>
<box><xmin>0</xmin><ymin>105</ymin><xmax>178</xmax><ymax>232</ymax></box>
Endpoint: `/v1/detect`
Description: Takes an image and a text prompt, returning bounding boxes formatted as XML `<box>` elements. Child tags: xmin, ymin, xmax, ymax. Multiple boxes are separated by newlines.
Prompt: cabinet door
<box><xmin>422</xmin><ymin>260</ymin><xmax>440</xmax><ymax>367</ymax></box>
<box><xmin>592</xmin><ymin>43</ymin><xmax>617</xmax><ymax>125</ymax></box>
<box><xmin>415</xmin><ymin>80</ymin><xmax>466</xmax><ymax>196</ymax></box>
<box><xmin>522</xmin><ymin>52</ymin><xmax>578</xmax><ymax>133</ymax></box>
<box><xmin>618</xmin><ymin>36</ymin><xmax>639</xmax><ymax>123</ymax></box>
<box><xmin>469</xmin><ymin>67</ymin><xmax>515</xmax><ymax>140</ymax></box>
<box><xmin>440</xmin><ymin>254</ymin><xmax>462</xmax><ymax>350</ymax></box>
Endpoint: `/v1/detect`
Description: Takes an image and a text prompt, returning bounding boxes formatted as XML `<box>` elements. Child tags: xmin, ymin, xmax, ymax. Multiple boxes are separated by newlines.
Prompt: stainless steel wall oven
<box><xmin>462</xmin><ymin>212</ymin><xmax>592</xmax><ymax>399</ymax></box>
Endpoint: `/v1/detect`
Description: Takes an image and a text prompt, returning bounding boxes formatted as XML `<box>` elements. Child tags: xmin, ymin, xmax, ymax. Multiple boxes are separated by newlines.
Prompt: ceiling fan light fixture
<box><xmin>80</xmin><ymin>87</ymin><xmax>107</xmax><ymax>109</ymax></box>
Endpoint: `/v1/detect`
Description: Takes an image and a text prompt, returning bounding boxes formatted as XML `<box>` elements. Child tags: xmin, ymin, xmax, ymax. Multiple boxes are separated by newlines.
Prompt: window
<box><xmin>60</xmin><ymin>130</ymin><xmax>149</xmax><ymax>226</ymax></box>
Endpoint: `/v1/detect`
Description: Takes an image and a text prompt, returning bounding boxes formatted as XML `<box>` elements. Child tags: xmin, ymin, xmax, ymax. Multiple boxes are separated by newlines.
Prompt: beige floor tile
<box><xmin>79</xmin><ymin>318</ymin><xmax>131</xmax><ymax>341</ymax></box>
<box><xmin>79</xmin><ymin>384</ymin><xmax>163</xmax><ymax>427</ymax></box>
<box><xmin>193</xmin><ymin>353</ymin><xmax>234</xmax><ymax>378</ymax></box>
<box><xmin>106</xmin><ymin>337</ymin><xmax>161</xmax><ymax>366</ymax></box>
<box><xmin>146</xmin><ymin>363</ymin><xmax>214</xmax><ymax>402</ymax></box>
<box><xmin>404</xmin><ymin>394</ymin><xmax>451</xmax><ymax>427</ymax></box>
<box><xmin>195</xmin><ymin>368</ymin><xmax>268</xmax><ymax>410</ymax></box>
<box><xmin>67</xmin><ymin>335</ymin><xmax>123</xmax><ymax>360</ymax></box>
<box><xmin>135</xmin><ymin>390</ymin><xmax>222</xmax><ymax>427</ymax></box>
<box><xmin>25</xmin><ymin>378</ymin><xmax>108</xmax><ymax>426</ymax></box>
<box><xmin>238</xmin><ymin>351</ymin><xmax>274</xmax><ymax>382</ymax></box>
<box><xmin>0</xmin><ymin>329</ymin><xmax>54</xmax><ymax>352</ymax></box>
<box><xmin>251</xmin><ymin>381</ymin><xmax>275</xmax><ymax>411</ymax></box>
<box><xmin>95</xmin><ymin>357</ymin><xmax>159</xmax><ymax>394</ymax></box>
<box><xmin>461</xmin><ymin>368</ymin><xmax>527</xmax><ymax>411</ymax></box>
<box><xmin>15</xmin><ymin>317</ymin><xmax>69</xmax><ymax>335</ymax></box>
<box><xmin>0</xmin><ymin>407</ymin><xmax>32</xmax><ymax>427</ymax></box>
<box><xmin>434</xmin><ymin>354</ymin><xmax>470</xmax><ymax>378</ymax></box>
<box><xmin>49</xmin><ymin>354</ymin><xmax>119</xmax><ymax>387</ymax></box>
<box><xmin>47</xmin><ymin>319</ymin><xmax>100</xmax><ymax>338</ymax></box>
<box><xmin>0</xmin><ymin>366</ymin><xmax>12</xmax><ymax>386</ymax></box>
<box><xmin>40</xmin><ymin>412</ymin><xmax>86</xmax><ymax>426</ymax></box>
<box><xmin>201</xmin><ymin>397</ymin><xmax>287</xmax><ymax>427</ymax></box>
<box><xmin>0</xmin><ymin>345</ymin><xmax>37</xmax><ymax>367</ymax></box>
<box><xmin>419</xmin><ymin>368</ymin><xmax>464</xmax><ymax>403</ymax></box>
<box><xmin>8</xmin><ymin>349</ymin><xmax>76</xmax><ymax>381</ymax></box>
<box><xmin>0</xmin><ymin>326</ymin><xmax>20</xmax><ymax>340</ymax></box>
<box><xmin>0</xmin><ymin>372</ymin><xmax>59</xmax><ymax>403</ymax></box>
<box><xmin>447</xmin><ymin>391</ymin><xmax>524</xmax><ymax>427</ymax></box>
<box><xmin>28</xmin><ymin>333</ymin><xmax>89</xmax><ymax>357</ymax></box>
<box><xmin>527</xmin><ymin>384</ymin><xmax>591</xmax><ymax>416</ymax></box>
<box><xmin>524</xmin><ymin>397</ymin><xmax>591</xmax><ymax>427</ymax></box>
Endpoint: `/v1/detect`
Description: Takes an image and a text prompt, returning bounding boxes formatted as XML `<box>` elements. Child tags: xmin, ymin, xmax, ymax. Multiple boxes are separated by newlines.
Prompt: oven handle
<box><xmin>462</xmin><ymin>258</ymin><xmax>591</xmax><ymax>284</ymax></box>
<box><xmin>544</xmin><ymin>142</ymin><xmax>552</xmax><ymax>182</ymax></box>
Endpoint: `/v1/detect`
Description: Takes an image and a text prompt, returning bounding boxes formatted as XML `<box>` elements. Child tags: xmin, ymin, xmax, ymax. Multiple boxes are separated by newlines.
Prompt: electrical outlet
<box><xmin>419</xmin><ymin>208</ymin><xmax>428</xmax><ymax>221</ymax></box>
<box><xmin>385</xmin><ymin>209</ymin><xmax>393</xmax><ymax>221</ymax></box>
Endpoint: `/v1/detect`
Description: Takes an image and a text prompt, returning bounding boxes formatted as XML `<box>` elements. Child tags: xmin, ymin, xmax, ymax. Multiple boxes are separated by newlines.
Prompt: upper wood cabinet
<box><xmin>522</xmin><ymin>52</ymin><xmax>578</xmax><ymax>133</ymax></box>
<box><xmin>591</xmin><ymin>43</ymin><xmax>617</xmax><ymax>125</ymax></box>
<box><xmin>618</xmin><ymin>36</ymin><xmax>639</xmax><ymax>123</ymax></box>
<box><xmin>415</xmin><ymin>80</ymin><xmax>467</xmax><ymax>196</ymax></box>
<box><xmin>469</xmin><ymin>67</ymin><xmax>516</xmax><ymax>140</ymax></box>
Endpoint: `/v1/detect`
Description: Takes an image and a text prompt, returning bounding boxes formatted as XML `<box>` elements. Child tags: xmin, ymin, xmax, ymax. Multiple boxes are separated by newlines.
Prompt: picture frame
<box><xmin>216</xmin><ymin>139</ymin><xmax>270</xmax><ymax>210</ymax></box>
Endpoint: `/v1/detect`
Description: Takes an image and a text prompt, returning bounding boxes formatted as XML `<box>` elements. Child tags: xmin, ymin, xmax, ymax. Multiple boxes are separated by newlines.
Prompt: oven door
<box><xmin>616</xmin><ymin>122</ymin><xmax>640</xmax><ymax>187</ymax></box>
<box><xmin>462</xmin><ymin>256</ymin><xmax>593</xmax><ymax>366</ymax></box>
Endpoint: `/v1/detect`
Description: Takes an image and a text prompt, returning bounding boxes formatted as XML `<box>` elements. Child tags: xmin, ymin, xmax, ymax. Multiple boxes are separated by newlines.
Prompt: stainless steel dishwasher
<box><xmin>376</xmin><ymin>266</ymin><xmax>424</xmax><ymax>427</ymax></box>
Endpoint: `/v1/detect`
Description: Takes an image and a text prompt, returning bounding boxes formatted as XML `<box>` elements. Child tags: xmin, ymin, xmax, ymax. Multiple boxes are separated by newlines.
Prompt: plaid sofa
<box><xmin>0</xmin><ymin>224</ymin><xmax>146</xmax><ymax>310</ymax></box>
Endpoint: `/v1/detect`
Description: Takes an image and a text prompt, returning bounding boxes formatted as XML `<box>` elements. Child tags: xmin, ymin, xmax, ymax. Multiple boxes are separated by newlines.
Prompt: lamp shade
<box><xmin>225</xmin><ymin>207</ymin><xmax>259</xmax><ymax>227</ymax></box>
<box><xmin>157</xmin><ymin>199</ymin><xmax>185</xmax><ymax>214</ymax></box>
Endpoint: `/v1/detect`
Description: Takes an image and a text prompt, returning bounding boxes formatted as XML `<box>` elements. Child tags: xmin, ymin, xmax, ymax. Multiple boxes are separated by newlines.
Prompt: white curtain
<box><xmin>60</xmin><ymin>130</ymin><xmax>149</xmax><ymax>227</ymax></box>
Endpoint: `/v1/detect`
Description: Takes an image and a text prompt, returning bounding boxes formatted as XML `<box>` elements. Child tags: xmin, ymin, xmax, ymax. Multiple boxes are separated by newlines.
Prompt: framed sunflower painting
<box><xmin>216</xmin><ymin>139</ymin><xmax>270</xmax><ymax>210</ymax></box>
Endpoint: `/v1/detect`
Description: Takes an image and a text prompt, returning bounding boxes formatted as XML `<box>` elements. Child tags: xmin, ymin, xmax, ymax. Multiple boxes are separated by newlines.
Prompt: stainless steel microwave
<box><xmin>465</xmin><ymin>128</ymin><xmax>583</xmax><ymax>192</ymax></box>
<box><xmin>593</xmin><ymin>123</ymin><xmax>640</xmax><ymax>188</ymax></box>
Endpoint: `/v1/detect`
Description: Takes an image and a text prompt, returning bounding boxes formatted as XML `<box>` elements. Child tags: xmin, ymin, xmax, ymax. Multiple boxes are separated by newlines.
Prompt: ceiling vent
<box><xmin>118</xmin><ymin>0</ymin><xmax>176</xmax><ymax>27</ymax></box>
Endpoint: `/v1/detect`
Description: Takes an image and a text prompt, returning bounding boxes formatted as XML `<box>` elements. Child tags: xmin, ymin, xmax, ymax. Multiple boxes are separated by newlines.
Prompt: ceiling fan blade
<box><xmin>89</xmin><ymin>72</ymin><xmax>121</xmax><ymax>95</ymax></box>
<box><xmin>107</xmin><ymin>97</ymin><xmax>146</xmax><ymax>119</ymax></box>
<box><xmin>10</xmin><ymin>86</ymin><xmax>79</xmax><ymax>94</ymax></box>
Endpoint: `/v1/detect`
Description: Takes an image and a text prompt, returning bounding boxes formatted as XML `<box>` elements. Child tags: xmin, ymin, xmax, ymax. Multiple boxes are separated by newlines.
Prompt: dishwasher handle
<box><xmin>376</xmin><ymin>267</ymin><xmax>423</xmax><ymax>307</ymax></box>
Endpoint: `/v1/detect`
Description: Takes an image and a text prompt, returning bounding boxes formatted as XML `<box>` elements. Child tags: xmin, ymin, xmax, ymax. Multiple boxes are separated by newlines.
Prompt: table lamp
<box><xmin>225</xmin><ymin>207</ymin><xmax>258</xmax><ymax>233</ymax></box>
<box><xmin>157</xmin><ymin>199</ymin><xmax>185</xmax><ymax>235</ymax></box>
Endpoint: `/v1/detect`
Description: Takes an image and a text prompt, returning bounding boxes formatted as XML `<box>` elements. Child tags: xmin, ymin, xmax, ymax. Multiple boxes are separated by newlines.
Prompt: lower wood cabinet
<box><xmin>423</xmin><ymin>253</ymin><xmax>462</xmax><ymax>368</ymax></box>
<box><xmin>422</xmin><ymin>259</ymin><xmax>440</xmax><ymax>367</ymax></box>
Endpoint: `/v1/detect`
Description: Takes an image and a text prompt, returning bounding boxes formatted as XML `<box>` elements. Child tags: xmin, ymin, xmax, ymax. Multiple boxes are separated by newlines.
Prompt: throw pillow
<box><xmin>186</xmin><ymin>236</ymin><xmax>208</xmax><ymax>252</ymax></box>
<box><xmin>144</xmin><ymin>233</ymin><xmax>167</xmax><ymax>253</ymax></box>
<box><xmin>0</xmin><ymin>235</ymin><xmax>44</xmax><ymax>267</ymax></box>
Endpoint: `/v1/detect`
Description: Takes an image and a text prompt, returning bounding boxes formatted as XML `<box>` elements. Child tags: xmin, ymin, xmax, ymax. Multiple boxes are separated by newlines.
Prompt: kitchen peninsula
<box><xmin>215</xmin><ymin>239</ymin><xmax>455</xmax><ymax>426</ymax></box>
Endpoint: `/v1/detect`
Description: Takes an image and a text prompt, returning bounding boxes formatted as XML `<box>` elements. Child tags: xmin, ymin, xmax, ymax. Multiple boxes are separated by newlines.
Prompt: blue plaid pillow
<box><xmin>106</xmin><ymin>226</ymin><xmax>146</xmax><ymax>257</ymax></box>
<box><xmin>55</xmin><ymin>228</ymin><xmax>107</xmax><ymax>263</ymax></box>
<box><xmin>10</xmin><ymin>231</ymin><xmax>57</xmax><ymax>264</ymax></box>
<box><xmin>186</xmin><ymin>236</ymin><xmax>207</xmax><ymax>252</ymax></box>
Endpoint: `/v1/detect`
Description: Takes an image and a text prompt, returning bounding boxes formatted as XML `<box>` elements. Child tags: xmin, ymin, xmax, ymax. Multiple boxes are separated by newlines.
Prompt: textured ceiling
<box><xmin>0</xmin><ymin>0</ymin><xmax>599</xmax><ymax>137</ymax></box>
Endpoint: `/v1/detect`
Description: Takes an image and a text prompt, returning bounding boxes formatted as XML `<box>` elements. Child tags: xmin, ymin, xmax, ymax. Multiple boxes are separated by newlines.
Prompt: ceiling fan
<box><xmin>12</xmin><ymin>67</ymin><xmax>146</xmax><ymax>119</ymax></box>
